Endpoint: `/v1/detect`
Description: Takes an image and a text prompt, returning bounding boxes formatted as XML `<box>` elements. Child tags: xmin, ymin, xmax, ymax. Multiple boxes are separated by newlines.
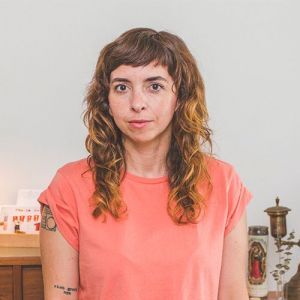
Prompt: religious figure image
<box><xmin>248</xmin><ymin>242</ymin><xmax>267</xmax><ymax>284</ymax></box>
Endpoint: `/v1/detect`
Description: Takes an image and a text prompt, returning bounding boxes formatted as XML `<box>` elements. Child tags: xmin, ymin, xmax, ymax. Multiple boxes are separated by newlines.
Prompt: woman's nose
<box><xmin>130</xmin><ymin>89</ymin><xmax>147</xmax><ymax>112</ymax></box>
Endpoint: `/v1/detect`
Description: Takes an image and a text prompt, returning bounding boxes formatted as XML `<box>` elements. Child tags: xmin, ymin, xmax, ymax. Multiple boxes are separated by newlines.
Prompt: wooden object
<box><xmin>0</xmin><ymin>233</ymin><xmax>39</xmax><ymax>248</ymax></box>
<box><xmin>0</xmin><ymin>236</ymin><xmax>43</xmax><ymax>300</ymax></box>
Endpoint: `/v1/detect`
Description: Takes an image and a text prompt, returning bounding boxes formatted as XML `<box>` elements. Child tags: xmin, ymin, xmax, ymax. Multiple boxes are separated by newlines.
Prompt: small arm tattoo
<box><xmin>41</xmin><ymin>205</ymin><xmax>57</xmax><ymax>232</ymax></box>
<box><xmin>54</xmin><ymin>284</ymin><xmax>78</xmax><ymax>296</ymax></box>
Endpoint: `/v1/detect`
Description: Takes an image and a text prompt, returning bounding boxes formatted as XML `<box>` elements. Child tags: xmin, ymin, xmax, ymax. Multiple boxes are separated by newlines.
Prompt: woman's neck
<box><xmin>123</xmin><ymin>137</ymin><xmax>170</xmax><ymax>178</ymax></box>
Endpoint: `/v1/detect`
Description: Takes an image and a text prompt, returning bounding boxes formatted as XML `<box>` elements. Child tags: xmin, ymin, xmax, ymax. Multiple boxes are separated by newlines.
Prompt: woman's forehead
<box><xmin>110</xmin><ymin>62</ymin><xmax>172</xmax><ymax>82</ymax></box>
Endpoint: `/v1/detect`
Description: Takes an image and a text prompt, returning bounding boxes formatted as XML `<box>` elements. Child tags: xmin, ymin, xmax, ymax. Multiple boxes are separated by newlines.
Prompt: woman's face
<box><xmin>108</xmin><ymin>61</ymin><xmax>178</xmax><ymax>145</ymax></box>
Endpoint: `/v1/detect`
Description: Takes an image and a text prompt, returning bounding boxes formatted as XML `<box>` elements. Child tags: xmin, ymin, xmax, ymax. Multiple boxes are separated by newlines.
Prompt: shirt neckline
<box><xmin>124</xmin><ymin>170</ymin><xmax>169</xmax><ymax>184</ymax></box>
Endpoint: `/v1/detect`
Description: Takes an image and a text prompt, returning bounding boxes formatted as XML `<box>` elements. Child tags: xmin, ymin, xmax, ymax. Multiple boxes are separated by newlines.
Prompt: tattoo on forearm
<box><xmin>41</xmin><ymin>205</ymin><xmax>57</xmax><ymax>232</ymax></box>
<box><xmin>54</xmin><ymin>284</ymin><xmax>78</xmax><ymax>296</ymax></box>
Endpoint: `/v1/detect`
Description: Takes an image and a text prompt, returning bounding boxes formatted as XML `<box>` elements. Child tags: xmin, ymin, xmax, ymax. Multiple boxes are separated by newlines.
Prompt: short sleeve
<box><xmin>224</xmin><ymin>166</ymin><xmax>253</xmax><ymax>236</ymax></box>
<box><xmin>38</xmin><ymin>170</ymin><xmax>79</xmax><ymax>251</ymax></box>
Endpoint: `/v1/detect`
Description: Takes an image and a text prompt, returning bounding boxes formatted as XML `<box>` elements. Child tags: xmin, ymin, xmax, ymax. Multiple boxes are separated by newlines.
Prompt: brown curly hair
<box><xmin>82</xmin><ymin>27</ymin><xmax>214</xmax><ymax>225</ymax></box>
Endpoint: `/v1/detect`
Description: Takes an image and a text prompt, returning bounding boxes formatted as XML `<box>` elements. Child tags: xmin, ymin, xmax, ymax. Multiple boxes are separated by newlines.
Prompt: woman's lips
<box><xmin>129</xmin><ymin>121</ymin><xmax>152</xmax><ymax>129</ymax></box>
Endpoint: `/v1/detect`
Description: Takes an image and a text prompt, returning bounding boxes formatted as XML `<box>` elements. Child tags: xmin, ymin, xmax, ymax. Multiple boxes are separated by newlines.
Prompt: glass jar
<box><xmin>247</xmin><ymin>226</ymin><xmax>269</xmax><ymax>298</ymax></box>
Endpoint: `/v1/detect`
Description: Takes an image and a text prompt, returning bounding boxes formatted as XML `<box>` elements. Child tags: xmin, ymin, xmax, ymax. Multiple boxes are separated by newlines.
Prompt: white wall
<box><xmin>0</xmin><ymin>0</ymin><xmax>299</xmax><ymax>292</ymax></box>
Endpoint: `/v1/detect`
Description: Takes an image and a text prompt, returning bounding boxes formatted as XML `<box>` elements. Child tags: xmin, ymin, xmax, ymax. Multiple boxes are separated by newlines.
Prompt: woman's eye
<box><xmin>114</xmin><ymin>84</ymin><xmax>127</xmax><ymax>92</ymax></box>
<box><xmin>150</xmin><ymin>83</ymin><xmax>163</xmax><ymax>92</ymax></box>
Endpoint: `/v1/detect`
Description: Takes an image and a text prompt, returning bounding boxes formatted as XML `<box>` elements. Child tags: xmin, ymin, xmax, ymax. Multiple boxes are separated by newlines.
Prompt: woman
<box><xmin>38</xmin><ymin>27</ymin><xmax>253</xmax><ymax>300</ymax></box>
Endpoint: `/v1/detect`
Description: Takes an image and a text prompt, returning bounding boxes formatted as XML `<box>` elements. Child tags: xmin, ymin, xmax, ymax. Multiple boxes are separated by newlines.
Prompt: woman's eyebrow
<box><xmin>111</xmin><ymin>78</ymin><xmax>130</xmax><ymax>84</ymax></box>
<box><xmin>145</xmin><ymin>76</ymin><xmax>168</xmax><ymax>83</ymax></box>
<box><xmin>111</xmin><ymin>76</ymin><xmax>168</xmax><ymax>84</ymax></box>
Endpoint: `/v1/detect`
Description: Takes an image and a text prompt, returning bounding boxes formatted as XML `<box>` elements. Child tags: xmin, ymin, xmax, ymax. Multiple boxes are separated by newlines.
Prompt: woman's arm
<box><xmin>40</xmin><ymin>204</ymin><xmax>79</xmax><ymax>300</ymax></box>
<box><xmin>218</xmin><ymin>211</ymin><xmax>249</xmax><ymax>300</ymax></box>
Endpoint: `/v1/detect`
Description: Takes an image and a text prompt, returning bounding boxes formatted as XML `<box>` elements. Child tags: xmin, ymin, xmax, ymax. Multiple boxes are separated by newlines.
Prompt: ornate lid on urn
<box><xmin>264</xmin><ymin>197</ymin><xmax>291</xmax><ymax>216</ymax></box>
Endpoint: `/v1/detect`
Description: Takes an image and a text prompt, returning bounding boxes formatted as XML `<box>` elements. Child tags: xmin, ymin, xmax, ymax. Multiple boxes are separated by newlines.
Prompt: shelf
<box><xmin>0</xmin><ymin>233</ymin><xmax>39</xmax><ymax>248</ymax></box>
<box><xmin>0</xmin><ymin>247</ymin><xmax>41</xmax><ymax>265</ymax></box>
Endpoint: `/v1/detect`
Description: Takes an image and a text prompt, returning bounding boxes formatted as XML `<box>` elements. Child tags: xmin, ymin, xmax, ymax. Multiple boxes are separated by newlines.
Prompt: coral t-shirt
<box><xmin>37</xmin><ymin>156</ymin><xmax>253</xmax><ymax>300</ymax></box>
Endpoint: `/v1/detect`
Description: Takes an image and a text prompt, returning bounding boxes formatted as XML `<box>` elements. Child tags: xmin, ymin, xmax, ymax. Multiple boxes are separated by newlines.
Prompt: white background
<box><xmin>0</xmin><ymin>0</ymin><xmax>299</xmax><ymax>293</ymax></box>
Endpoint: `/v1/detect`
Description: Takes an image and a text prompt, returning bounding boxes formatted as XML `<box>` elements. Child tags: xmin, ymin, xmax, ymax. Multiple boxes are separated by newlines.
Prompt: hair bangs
<box><xmin>107</xmin><ymin>33</ymin><xmax>176</xmax><ymax>76</ymax></box>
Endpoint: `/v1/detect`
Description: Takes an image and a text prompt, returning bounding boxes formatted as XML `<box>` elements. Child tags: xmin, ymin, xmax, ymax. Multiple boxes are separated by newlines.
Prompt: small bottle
<box><xmin>14</xmin><ymin>220</ymin><xmax>20</xmax><ymax>233</ymax></box>
<box><xmin>247</xmin><ymin>226</ymin><xmax>269</xmax><ymax>299</ymax></box>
